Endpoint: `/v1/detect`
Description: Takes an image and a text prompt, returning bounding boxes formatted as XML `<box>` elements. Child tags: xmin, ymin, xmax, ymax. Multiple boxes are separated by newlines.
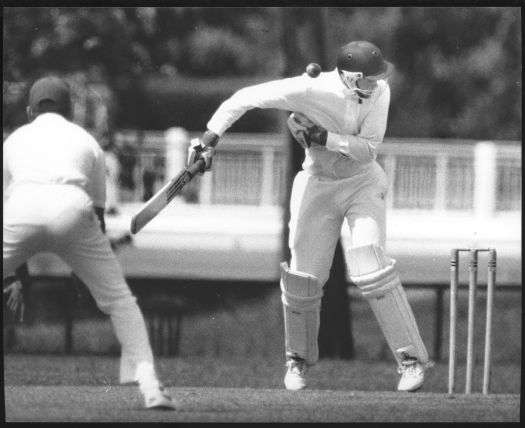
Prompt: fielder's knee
<box><xmin>97</xmin><ymin>292</ymin><xmax>138</xmax><ymax>315</ymax></box>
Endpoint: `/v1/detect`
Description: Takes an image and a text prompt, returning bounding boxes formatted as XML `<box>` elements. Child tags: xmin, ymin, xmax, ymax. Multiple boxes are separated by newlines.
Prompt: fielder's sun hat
<box><xmin>28</xmin><ymin>76</ymin><xmax>71</xmax><ymax>113</ymax></box>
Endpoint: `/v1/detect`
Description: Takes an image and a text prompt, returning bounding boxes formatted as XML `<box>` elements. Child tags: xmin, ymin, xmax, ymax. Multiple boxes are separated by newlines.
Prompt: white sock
<box><xmin>135</xmin><ymin>362</ymin><xmax>161</xmax><ymax>393</ymax></box>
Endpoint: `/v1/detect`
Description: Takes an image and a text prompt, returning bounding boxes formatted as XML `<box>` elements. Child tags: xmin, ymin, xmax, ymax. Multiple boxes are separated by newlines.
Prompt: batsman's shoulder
<box><xmin>376</xmin><ymin>79</ymin><xmax>390</xmax><ymax>94</ymax></box>
<box><xmin>370</xmin><ymin>80</ymin><xmax>390</xmax><ymax>104</ymax></box>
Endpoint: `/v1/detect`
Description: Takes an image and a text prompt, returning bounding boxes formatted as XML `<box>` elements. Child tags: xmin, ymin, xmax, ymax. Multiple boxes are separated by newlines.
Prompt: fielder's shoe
<box><xmin>136</xmin><ymin>362</ymin><xmax>177</xmax><ymax>410</ymax></box>
<box><xmin>143</xmin><ymin>383</ymin><xmax>177</xmax><ymax>410</ymax></box>
<box><xmin>284</xmin><ymin>356</ymin><xmax>308</xmax><ymax>391</ymax></box>
<box><xmin>397</xmin><ymin>358</ymin><xmax>433</xmax><ymax>392</ymax></box>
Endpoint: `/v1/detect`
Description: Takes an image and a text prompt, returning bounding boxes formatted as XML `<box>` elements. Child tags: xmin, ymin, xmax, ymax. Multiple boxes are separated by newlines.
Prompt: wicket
<box><xmin>448</xmin><ymin>248</ymin><xmax>497</xmax><ymax>395</ymax></box>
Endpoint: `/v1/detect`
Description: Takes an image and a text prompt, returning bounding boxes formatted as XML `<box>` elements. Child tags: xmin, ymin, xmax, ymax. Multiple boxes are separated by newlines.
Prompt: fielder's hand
<box><xmin>187</xmin><ymin>130</ymin><xmax>219</xmax><ymax>173</ymax></box>
<box><xmin>3</xmin><ymin>277</ymin><xmax>25</xmax><ymax>323</ymax></box>
<box><xmin>287</xmin><ymin>112</ymin><xmax>327</xmax><ymax>149</ymax></box>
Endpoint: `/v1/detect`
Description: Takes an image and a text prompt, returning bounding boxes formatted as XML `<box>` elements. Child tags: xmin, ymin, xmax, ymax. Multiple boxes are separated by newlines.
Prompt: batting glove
<box><xmin>287</xmin><ymin>112</ymin><xmax>327</xmax><ymax>149</ymax></box>
<box><xmin>187</xmin><ymin>130</ymin><xmax>219</xmax><ymax>172</ymax></box>
<box><xmin>3</xmin><ymin>276</ymin><xmax>25</xmax><ymax>323</ymax></box>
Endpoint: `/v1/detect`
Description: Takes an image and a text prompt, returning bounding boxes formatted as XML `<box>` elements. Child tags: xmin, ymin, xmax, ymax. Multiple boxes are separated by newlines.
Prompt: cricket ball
<box><xmin>306</xmin><ymin>63</ymin><xmax>321</xmax><ymax>78</ymax></box>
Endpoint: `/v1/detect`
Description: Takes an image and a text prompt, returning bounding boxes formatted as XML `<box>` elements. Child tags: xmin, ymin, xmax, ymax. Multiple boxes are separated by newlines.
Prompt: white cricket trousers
<box><xmin>288</xmin><ymin>162</ymin><xmax>388</xmax><ymax>287</ymax></box>
<box><xmin>3</xmin><ymin>184</ymin><xmax>153</xmax><ymax>381</ymax></box>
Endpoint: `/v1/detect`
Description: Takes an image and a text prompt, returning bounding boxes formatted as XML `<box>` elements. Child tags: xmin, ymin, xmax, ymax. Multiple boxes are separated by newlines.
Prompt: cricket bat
<box><xmin>130</xmin><ymin>159</ymin><xmax>206</xmax><ymax>234</ymax></box>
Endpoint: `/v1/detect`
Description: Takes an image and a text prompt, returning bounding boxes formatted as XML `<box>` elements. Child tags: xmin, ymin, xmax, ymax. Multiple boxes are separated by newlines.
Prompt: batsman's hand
<box><xmin>287</xmin><ymin>112</ymin><xmax>327</xmax><ymax>149</ymax></box>
<box><xmin>3</xmin><ymin>277</ymin><xmax>25</xmax><ymax>323</ymax></box>
<box><xmin>187</xmin><ymin>130</ymin><xmax>219</xmax><ymax>173</ymax></box>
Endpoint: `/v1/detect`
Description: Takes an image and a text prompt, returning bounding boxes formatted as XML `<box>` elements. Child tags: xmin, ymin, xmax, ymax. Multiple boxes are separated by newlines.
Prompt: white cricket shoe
<box><xmin>143</xmin><ymin>383</ymin><xmax>177</xmax><ymax>410</ymax></box>
<box><xmin>136</xmin><ymin>362</ymin><xmax>177</xmax><ymax>410</ymax></box>
<box><xmin>284</xmin><ymin>357</ymin><xmax>308</xmax><ymax>391</ymax></box>
<box><xmin>397</xmin><ymin>358</ymin><xmax>433</xmax><ymax>392</ymax></box>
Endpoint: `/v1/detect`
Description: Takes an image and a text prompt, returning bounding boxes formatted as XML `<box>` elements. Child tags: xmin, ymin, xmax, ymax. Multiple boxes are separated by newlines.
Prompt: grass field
<box><xmin>3</xmin><ymin>281</ymin><xmax>521</xmax><ymax>422</ymax></box>
<box><xmin>5</xmin><ymin>385</ymin><xmax>520</xmax><ymax>423</ymax></box>
<box><xmin>3</xmin><ymin>354</ymin><xmax>521</xmax><ymax>422</ymax></box>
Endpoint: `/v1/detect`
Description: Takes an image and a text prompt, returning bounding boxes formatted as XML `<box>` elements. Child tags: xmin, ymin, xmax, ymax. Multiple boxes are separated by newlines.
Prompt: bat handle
<box><xmin>187</xmin><ymin>158</ymin><xmax>206</xmax><ymax>177</ymax></box>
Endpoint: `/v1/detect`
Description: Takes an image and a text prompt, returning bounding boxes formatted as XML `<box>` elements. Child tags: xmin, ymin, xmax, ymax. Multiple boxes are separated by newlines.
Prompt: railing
<box><xmin>377</xmin><ymin>138</ymin><xmax>522</xmax><ymax>215</ymax></box>
<box><xmin>4</xmin><ymin>128</ymin><xmax>521</xmax><ymax>214</ymax></box>
<box><xmin>111</xmin><ymin>130</ymin><xmax>521</xmax><ymax>216</ymax></box>
<box><xmin>5</xmin><ymin>128</ymin><xmax>520</xmax><ymax>285</ymax></box>
<box><xmin>112</xmin><ymin>130</ymin><xmax>288</xmax><ymax>206</ymax></box>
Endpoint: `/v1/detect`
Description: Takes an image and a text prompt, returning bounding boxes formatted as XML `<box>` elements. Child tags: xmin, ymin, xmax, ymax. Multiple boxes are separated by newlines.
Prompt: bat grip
<box><xmin>187</xmin><ymin>158</ymin><xmax>206</xmax><ymax>177</ymax></box>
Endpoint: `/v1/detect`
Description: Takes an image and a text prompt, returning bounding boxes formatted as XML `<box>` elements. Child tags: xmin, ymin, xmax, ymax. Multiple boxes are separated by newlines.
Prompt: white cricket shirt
<box><xmin>3</xmin><ymin>113</ymin><xmax>106</xmax><ymax>207</ymax></box>
<box><xmin>207</xmin><ymin>69</ymin><xmax>390</xmax><ymax>179</ymax></box>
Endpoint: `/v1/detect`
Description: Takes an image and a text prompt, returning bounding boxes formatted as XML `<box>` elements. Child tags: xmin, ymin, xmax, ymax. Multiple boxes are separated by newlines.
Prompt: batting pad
<box><xmin>280</xmin><ymin>262</ymin><xmax>323</xmax><ymax>365</ymax></box>
<box><xmin>347</xmin><ymin>244</ymin><xmax>429</xmax><ymax>366</ymax></box>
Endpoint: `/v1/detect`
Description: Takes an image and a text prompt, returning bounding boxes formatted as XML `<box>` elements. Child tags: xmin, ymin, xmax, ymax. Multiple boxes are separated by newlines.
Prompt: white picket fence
<box><xmin>113</xmin><ymin>130</ymin><xmax>521</xmax><ymax>217</ymax></box>
<box><xmin>5</xmin><ymin>129</ymin><xmax>521</xmax><ymax>284</ymax></box>
<box><xmin>5</xmin><ymin>128</ymin><xmax>520</xmax><ymax>214</ymax></box>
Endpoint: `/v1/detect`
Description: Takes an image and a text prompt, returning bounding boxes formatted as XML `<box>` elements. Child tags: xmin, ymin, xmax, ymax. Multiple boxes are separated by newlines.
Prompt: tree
<box><xmin>3</xmin><ymin>7</ymin><xmax>521</xmax><ymax>140</ymax></box>
<box><xmin>385</xmin><ymin>7</ymin><xmax>521</xmax><ymax>139</ymax></box>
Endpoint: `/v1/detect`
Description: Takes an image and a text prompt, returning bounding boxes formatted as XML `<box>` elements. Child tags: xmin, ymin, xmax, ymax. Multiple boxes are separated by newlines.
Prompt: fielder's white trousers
<box><xmin>3</xmin><ymin>184</ymin><xmax>153</xmax><ymax>382</ymax></box>
<box><xmin>288</xmin><ymin>162</ymin><xmax>388</xmax><ymax>287</ymax></box>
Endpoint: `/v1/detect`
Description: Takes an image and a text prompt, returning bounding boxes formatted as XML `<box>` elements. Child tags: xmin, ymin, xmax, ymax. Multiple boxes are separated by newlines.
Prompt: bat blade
<box><xmin>130</xmin><ymin>159</ymin><xmax>205</xmax><ymax>234</ymax></box>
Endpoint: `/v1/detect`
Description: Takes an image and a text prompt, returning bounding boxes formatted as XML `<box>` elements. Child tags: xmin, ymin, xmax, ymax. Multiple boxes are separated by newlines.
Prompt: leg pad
<box><xmin>347</xmin><ymin>244</ymin><xmax>429</xmax><ymax>365</ymax></box>
<box><xmin>280</xmin><ymin>262</ymin><xmax>323</xmax><ymax>365</ymax></box>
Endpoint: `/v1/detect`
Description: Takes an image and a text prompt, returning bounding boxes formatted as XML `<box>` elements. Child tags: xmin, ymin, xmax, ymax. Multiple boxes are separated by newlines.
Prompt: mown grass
<box><xmin>5</xmin><ymin>384</ymin><xmax>521</xmax><ymax>423</ymax></box>
<box><xmin>3</xmin><ymin>283</ymin><xmax>521</xmax><ymax>422</ymax></box>
<box><xmin>5</xmin><ymin>280</ymin><xmax>521</xmax><ymax>366</ymax></box>
<box><xmin>3</xmin><ymin>353</ymin><xmax>522</xmax><ymax>395</ymax></box>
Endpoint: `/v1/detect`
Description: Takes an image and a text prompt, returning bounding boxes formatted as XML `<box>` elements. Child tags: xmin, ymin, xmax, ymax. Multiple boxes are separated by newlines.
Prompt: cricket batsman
<box><xmin>3</xmin><ymin>76</ymin><xmax>176</xmax><ymax>409</ymax></box>
<box><xmin>187</xmin><ymin>40</ymin><xmax>432</xmax><ymax>392</ymax></box>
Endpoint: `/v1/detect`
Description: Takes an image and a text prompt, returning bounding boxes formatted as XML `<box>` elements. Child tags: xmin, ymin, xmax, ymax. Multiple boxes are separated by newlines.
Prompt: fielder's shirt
<box><xmin>3</xmin><ymin>113</ymin><xmax>106</xmax><ymax>208</ymax></box>
<box><xmin>206</xmin><ymin>68</ymin><xmax>390</xmax><ymax>180</ymax></box>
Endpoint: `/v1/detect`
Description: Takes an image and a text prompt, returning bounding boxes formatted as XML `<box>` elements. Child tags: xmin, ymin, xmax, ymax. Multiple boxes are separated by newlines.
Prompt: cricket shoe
<box><xmin>284</xmin><ymin>357</ymin><xmax>308</xmax><ymax>391</ymax></box>
<box><xmin>143</xmin><ymin>383</ymin><xmax>177</xmax><ymax>410</ymax></box>
<box><xmin>397</xmin><ymin>358</ymin><xmax>434</xmax><ymax>392</ymax></box>
<box><xmin>136</xmin><ymin>362</ymin><xmax>177</xmax><ymax>410</ymax></box>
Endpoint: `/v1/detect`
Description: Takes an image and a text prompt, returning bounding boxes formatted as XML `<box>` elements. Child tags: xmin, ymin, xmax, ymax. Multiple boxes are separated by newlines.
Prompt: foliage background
<box><xmin>3</xmin><ymin>6</ymin><xmax>522</xmax><ymax>140</ymax></box>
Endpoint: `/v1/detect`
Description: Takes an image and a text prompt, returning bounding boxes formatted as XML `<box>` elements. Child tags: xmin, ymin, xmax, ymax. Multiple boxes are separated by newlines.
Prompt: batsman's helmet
<box><xmin>336</xmin><ymin>41</ymin><xmax>393</xmax><ymax>98</ymax></box>
<box><xmin>336</xmin><ymin>41</ymin><xmax>393</xmax><ymax>80</ymax></box>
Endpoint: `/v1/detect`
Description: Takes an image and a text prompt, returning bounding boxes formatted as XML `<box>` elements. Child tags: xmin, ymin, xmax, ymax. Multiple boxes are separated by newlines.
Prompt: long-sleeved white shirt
<box><xmin>207</xmin><ymin>69</ymin><xmax>390</xmax><ymax>179</ymax></box>
<box><xmin>3</xmin><ymin>113</ymin><xmax>106</xmax><ymax>208</ymax></box>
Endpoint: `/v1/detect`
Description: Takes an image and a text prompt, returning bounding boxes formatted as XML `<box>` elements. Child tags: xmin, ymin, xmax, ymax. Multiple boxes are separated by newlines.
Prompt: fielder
<box><xmin>188</xmin><ymin>40</ymin><xmax>432</xmax><ymax>392</ymax></box>
<box><xmin>3</xmin><ymin>76</ymin><xmax>177</xmax><ymax>410</ymax></box>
